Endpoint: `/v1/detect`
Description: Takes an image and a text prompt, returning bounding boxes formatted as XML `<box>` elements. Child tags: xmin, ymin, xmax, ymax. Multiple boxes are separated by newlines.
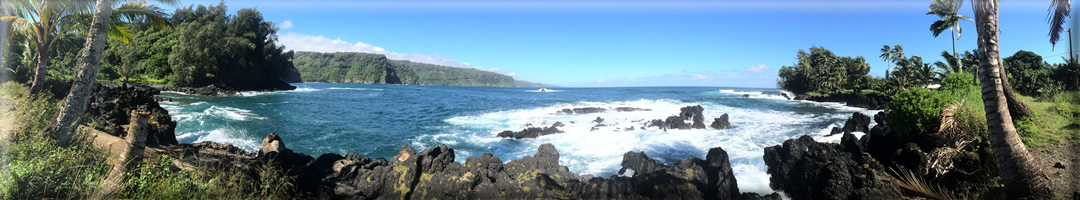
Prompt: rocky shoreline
<box><xmin>85</xmin><ymin>84</ymin><xmax>1070</xmax><ymax>199</ymax></box>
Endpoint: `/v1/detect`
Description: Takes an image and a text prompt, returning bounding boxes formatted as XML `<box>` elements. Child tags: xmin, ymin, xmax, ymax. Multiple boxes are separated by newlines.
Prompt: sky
<box><xmin>168</xmin><ymin>0</ymin><xmax>1078</xmax><ymax>88</ymax></box>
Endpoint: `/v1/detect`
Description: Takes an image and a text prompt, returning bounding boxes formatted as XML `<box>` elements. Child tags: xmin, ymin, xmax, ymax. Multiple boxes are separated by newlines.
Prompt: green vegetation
<box><xmin>1002</xmin><ymin>50</ymin><xmax>1078</xmax><ymax>98</ymax></box>
<box><xmin>391</xmin><ymin>60</ymin><xmax>514</xmax><ymax>87</ymax></box>
<box><xmin>0</xmin><ymin>82</ymin><xmax>302</xmax><ymax>199</ymax></box>
<box><xmin>776</xmin><ymin>46</ymin><xmax>872</xmax><ymax>95</ymax></box>
<box><xmin>292</xmin><ymin>51</ymin><xmax>551</xmax><ymax>87</ymax></box>
<box><xmin>292</xmin><ymin>51</ymin><xmax>418</xmax><ymax>84</ymax></box>
<box><xmin>888</xmin><ymin>88</ymin><xmax>954</xmax><ymax>139</ymax></box>
<box><xmin>2</xmin><ymin>3</ymin><xmax>300</xmax><ymax>90</ymax></box>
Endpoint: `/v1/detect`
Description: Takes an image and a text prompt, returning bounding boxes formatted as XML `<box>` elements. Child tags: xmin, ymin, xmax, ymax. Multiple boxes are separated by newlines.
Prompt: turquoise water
<box><xmin>157</xmin><ymin>83</ymin><xmax>877</xmax><ymax>194</ymax></box>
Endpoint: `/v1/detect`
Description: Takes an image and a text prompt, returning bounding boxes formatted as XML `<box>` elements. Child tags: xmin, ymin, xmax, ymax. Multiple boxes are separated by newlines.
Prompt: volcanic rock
<box><xmin>711</xmin><ymin>113</ymin><xmax>732</xmax><ymax>129</ymax></box>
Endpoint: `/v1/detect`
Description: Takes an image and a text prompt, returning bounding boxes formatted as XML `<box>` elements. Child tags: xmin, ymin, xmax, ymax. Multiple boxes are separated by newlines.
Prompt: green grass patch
<box><xmin>1012</xmin><ymin>94</ymin><xmax>1079</xmax><ymax>147</ymax></box>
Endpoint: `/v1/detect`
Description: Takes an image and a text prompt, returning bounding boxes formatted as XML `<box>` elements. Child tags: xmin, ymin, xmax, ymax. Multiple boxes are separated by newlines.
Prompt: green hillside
<box><xmin>292</xmin><ymin>52</ymin><xmax>418</xmax><ymax>84</ymax></box>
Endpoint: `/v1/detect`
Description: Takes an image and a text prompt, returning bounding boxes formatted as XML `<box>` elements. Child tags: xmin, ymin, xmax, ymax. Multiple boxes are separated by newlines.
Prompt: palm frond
<box><xmin>888</xmin><ymin>165</ymin><xmax>958</xmax><ymax>200</ymax></box>
<box><xmin>930</xmin><ymin>19</ymin><xmax>953</xmax><ymax>37</ymax></box>
<box><xmin>112</xmin><ymin>0</ymin><xmax>171</xmax><ymax>29</ymax></box>
<box><xmin>1048</xmin><ymin>0</ymin><xmax>1071</xmax><ymax>47</ymax></box>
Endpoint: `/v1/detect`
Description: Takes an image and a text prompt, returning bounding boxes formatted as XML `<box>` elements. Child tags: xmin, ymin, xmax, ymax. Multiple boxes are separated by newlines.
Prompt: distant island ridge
<box><xmin>290</xmin><ymin>51</ymin><xmax>555</xmax><ymax>88</ymax></box>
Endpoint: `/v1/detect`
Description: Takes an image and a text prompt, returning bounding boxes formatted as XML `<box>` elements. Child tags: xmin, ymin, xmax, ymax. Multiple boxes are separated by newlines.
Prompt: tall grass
<box><xmin>118</xmin><ymin>155</ymin><xmax>300</xmax><ymax>199</ymax></box>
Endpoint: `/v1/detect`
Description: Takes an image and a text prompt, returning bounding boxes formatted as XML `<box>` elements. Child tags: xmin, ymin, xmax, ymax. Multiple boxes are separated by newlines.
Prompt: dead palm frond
<box><xmin>888</xmin><ymin>166</ymin><xmax>958</xmax><ymax>200</ymax></box>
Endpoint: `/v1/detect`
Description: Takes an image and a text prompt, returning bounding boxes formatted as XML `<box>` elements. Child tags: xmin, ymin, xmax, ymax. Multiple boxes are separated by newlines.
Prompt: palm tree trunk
<box><xmin>952</xmin><ymin>26</ymin><xmax>957</xmax><ymax>59</ymax></box>
<box><xmin>972</xmin><ymin>0</ymin><xmax>1052</xmax><ymax>199</ymax></box>
<box><xmin>29</xmin><ymin>41</ymin><xmax>49</xmax><ymax>94</ymax></box>
<box><xmin>41</xmin><ymin>0</ymin><xmax>114</xmax><ymax>146</ymax></box>
<box><xmin>1000</xmin><ymin>68</ymin><xmax>1034</xmax><ymax>119</ymax></box>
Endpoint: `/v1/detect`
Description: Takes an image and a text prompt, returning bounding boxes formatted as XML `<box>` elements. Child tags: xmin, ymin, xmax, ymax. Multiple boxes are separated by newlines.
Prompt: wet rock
<box><xmin>593</xmin><ymin>116</ymin><xmax>605</xmax><ymax>123</ymax></box>
<box><xmin>497</xmin><ymin>127</ymin><xmax>564</xmax><ymax>139</ymax></box>
<box><xmin>551</xmin><ymin>121</ymin><xmax>565</xmax><ymax>128</ymax></box>
<box><xmin>841</xmin><ymin>112</ymin><xmax>871</xmax><ymax>134</ymax></box>
<box><xmin>711</xmin><ymin>113</ymin><xmax>732</xmax><ymax>129</ymax></box>
<box><xmin>803</xmin><ymin>93</ymin><xmax>889</xmax><ymax>110</ymax></box>
<box><xmin>761</xmin><ymin>91</ymin><xmax>791</xmax><ymax>100</ymax></box>
<box><xmin>680</xmin><ymin>105</ymin><xmax>707</xmax><ymax>129</ymax></box>
<box><xmin>558</xmin><ymin>107</ymin><xmax>608</xmax><ymax>114</ymax></box>
<box><xmin>829</xmin><ymin>127</ymin><xmax>844</xmax><ymax>136</ymax></box>
<box><xmin>84</xmin><ymin>82</ymin><xmax>178</xmax><ymax>147</ymax></box>
<box><xmin>665</xmin><ymin>116</ymin><xmax>691</xmax><ymax>130</ymax></box>
<box><xmin>615</xmin><ymin>107</ymin><xmax>652</xmax><ymax>112</ymax></box>
<box><xmin>763</xmin><ymin>135</ymin><xmax>898</xmax><ymax>200</ymax></box>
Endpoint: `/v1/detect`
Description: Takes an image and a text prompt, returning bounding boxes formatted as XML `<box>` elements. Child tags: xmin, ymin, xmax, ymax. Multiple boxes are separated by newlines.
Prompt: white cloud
<box><xmin>745</xmin><ymin>64</ymin><xmax>770</xmax><ymax>73</ymax></box>
<box><xmin>278</xmin><ymin>32</ymin><xmax>517</xmax><ymax>76</ymax></box>
<box><xmin>691</xmin><ymin>74</ymin><xmax>708</xmax><ymax>80</ymax></box>
<box><xmin>280</xmin><ymin>20</ymin><xmax>293</xmax><ymax>29</ymax></box>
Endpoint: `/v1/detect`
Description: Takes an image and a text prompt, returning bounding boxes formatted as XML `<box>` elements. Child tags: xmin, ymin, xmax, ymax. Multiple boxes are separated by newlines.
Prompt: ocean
<box><xmin>157</xmin><ymin>83</ymin><xmax>879</xmax><ymax>194</ymax></box>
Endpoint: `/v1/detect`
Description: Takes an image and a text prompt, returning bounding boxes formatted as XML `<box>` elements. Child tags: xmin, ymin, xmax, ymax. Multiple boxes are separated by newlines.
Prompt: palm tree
<box><xmin>927</xmin><ymin>0</ymin><xmax>973</xmax><ymax>58</ymax></box>
<box><xmin>934</xmin><ymin>50</ymin><xmax>964</xmax><ymax>78</ymax></box>
<box><xmin>1</xmin><ymin>0</ymin><xmax>172</xmax><ymax>93</ymax></box>
<box><xmin>972</xmin><ymin>0</ymin><xmax>1052</xmax><ymax>198</ymax></box>
<box><xmin>880</xmin><ymin>45</ymin><xmax>893</xmax><ymax>76</ymax></box>
<box><xmin>35</xmin><ymin>0</ymin><xmax>176</xmax><ymax>145</ymax></box>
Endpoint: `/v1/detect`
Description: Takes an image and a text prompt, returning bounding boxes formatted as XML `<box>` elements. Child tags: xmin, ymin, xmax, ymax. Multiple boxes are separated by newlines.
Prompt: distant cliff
<box><xmin>292</xmin><ymin>51</ymin><xmax>550</xmax><ymax>87</ymax></box>
<box><xmin>292</xmin><ymin>52</ymin><xmax>419</xmax><ymax>84</ymax></box>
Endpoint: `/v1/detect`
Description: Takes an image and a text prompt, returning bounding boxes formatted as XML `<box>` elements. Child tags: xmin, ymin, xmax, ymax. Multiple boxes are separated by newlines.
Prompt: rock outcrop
<box><xmin>763</xmin><ymin>134</ymin><xmax>898</xmax><ymax>200</ymax></box>
<box><xmin>711</xmin><ymin>114</ymin><xmax>732</xmax><ymax>129</ymax></box>
<box><xmin>231</xmin><ymin>133</ymin><xmax>780</xmax><ymax>199</ymax></box>
<box><xmin>84</xmin><ymin>82</ymin><xmax>178</xmax><ymax>147</ymax></box>
<box><xmin>558</xmin><ymin>107</ymin><xmax>608</xmax><ymax>114</ymax></box>
<box><xmin>647</xmin><ymin>105</ymin><xmax>710</xmax><ymax>131</ymax></box>
<box><xmin>841</xmin><ymin>112</ymin><xmax>871</xmax><ymax>134</ymax></box>
<box><xmin>799</xmin><ymin>93</ymin><xmax>889</xmax><ymax>110</ymax></box>
<box><xmin>497</xmin><ymin>126</ymin><xmax>564</xmax><ymax>139</ymax></box>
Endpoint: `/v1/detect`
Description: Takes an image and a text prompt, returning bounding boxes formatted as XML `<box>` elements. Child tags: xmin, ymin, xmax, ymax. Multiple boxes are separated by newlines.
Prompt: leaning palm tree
<box><xmin>971</xmin><ymin>0</ymin><xmax>1053</xmax><ymax>199</ymax></box>
<box><xmin>927</xmin><ymin>0</ymin><xmax>973</xmax><ymax>58</ymax></box>
<box><xmin>1</xmin><ymin>0</ymin><xmax>172</xmax><ymax>94</ymax></box>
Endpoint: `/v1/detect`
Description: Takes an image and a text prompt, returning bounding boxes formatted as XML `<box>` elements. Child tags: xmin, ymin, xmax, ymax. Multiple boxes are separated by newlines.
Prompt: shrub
<box><xmin>940</xmin><ymin>72</ymin><xmax>975</xmax><ymax>92</ymax></box>
<box><xmin>119</xmin><ymin>155</ymin><xmax>301</xmax><ymax>199</ymax></box>
<box><xmin>889</xmin><ymin>88</ymin><xmax>955</xmax><ymax>139</ymax></box>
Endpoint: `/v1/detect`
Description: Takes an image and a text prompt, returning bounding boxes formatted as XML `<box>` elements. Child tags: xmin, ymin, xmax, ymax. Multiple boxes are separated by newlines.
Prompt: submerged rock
<box><xmin>497</xmin><ymin>126</ymin><xmax>564</xmax><ymax>139</ymax></box>
<box><xmin>558</xmin><ymin>107</ymin><xmax>608</xmax><ymax>114</ymax></box>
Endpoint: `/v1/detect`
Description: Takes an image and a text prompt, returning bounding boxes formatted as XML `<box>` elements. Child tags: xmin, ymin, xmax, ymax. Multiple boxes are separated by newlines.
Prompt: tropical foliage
<box><xmin>391</xmin><ymin>60</ymin><xmax>517</xmax><ymax>87</ymax></box>
<box><xmin>776</xmin><ymin>46</ymin><xmax>871</xmax><ymax>95</ymax></box>
<box><xmin>0</xmin><ymin>0</ymin><xmax>175</xmax><ymax>93</ymax></box>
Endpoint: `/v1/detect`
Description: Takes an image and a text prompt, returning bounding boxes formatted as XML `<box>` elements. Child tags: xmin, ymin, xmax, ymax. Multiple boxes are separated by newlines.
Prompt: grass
<box><xmin>1012</xmin><ymin>94</ymin><xmax>1080</xmax><ymax>148</ymax></box>
<box><xmin>0</xmin><ymin>81</ymin><xmax>302</xmax><ymax>199</ymax></box>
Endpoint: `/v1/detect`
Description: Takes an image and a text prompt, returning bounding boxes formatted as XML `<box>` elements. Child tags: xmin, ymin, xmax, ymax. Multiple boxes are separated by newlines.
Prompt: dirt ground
<box><xmin>1032</xmin><ymin>137</ymin><xmax>1080</xmax><ymax>199</ymax></box>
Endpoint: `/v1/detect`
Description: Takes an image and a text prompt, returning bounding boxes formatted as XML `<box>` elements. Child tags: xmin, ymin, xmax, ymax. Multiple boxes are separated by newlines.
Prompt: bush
<box><xmin>119</xmin><ymin>155</ymin><xmax>301</xmax><ymax>199</ymax></box>
<box><xmin>941</xmin><ymin>72</ymin><xmax>975</xmax><ymax>92</ymax></box>
<box><xmin>888</xmin><ymin>88</ymin><xmax>955</xmax><ymax>139</ymax></box>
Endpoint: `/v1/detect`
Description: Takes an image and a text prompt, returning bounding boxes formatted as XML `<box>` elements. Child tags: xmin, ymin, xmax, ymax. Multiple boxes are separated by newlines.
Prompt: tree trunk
<box><xmin>952</xmin><ymin>26</ymin><xmax>957</xmax><ymax>59</ymax></box>
<box><xmin>972</xmin><ymin>0</ymin><xmax>1053</xmax><ymax>199</ymax></box>
<box><xmin>1000</xmin><ymin>67</ymin><xmax>1035</xmax><ymax>119</ymax></box>
<box><xmin>41</xmin><ymin>0</ymin><xmax>114</xmax><ymax>146</ymax></box>
<box><xmin>29</xmin><ymin>41</ymin><xmax>49</xmax><ymax>94</ymax></box>
<box><xmin>92</xmin><ymin>109</ymin><xmax>149</xmax><ymax>199</ymax></box>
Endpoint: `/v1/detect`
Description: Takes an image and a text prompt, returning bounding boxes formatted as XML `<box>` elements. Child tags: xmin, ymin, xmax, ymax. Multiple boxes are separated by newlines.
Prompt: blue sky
<box><xmin>170</xmin><ymin>0</ymin><xmax>1077</xmax><ymax>88</ymax></box>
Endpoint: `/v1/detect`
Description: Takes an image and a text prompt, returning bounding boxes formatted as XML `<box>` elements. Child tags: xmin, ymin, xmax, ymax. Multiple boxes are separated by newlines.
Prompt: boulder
<box><xmin>841</xmin><ymin>112</ymin><xmax>871</xmax><ymax>133</ymax></box>
<box><xmin>680</xmin><ymin>105</ymin><xmax>707</xmax><ymax>129</ymax></box>
<box><xmin>593</xmin><ymin>116</ymin><xmax>605</xmax><ymax>123</ymax></box>
<box><xmin>711</xmin><ymin>113</ymin><xmax>732</xmax><ymax>129</ymax></box>
<box><xmin>259</xmin><ymin>132</ymin><xmax>286</xmax><ymax>157</ymax></box>
<box><xmin>763</xmin><ymin>135</ymin><xmax>899</xmax><ymax>200</ymax></box>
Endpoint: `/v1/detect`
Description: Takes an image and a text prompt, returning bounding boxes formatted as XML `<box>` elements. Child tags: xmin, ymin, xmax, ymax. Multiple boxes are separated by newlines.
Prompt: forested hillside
<box><xmin>292</xmin><ymin>52</ymin><xmax>418</xmax><ymax>84</ymax></box>
<box><xmin>389</xmin><ymin>60</ymin><xmax>516</xmax><ymax>87</ymax></box>
<box><xmin>292</xmin><ymin>51</ymin><xmax>551</xmax><ymax>87</ymax></box>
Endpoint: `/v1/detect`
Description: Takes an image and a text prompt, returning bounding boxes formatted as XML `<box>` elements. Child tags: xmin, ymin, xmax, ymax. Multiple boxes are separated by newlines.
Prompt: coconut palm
<box><xmin>927</xmin><ymin>0</ymin><xmax>973</xmax><ymax>57</ymax></box>
<box><xmin>934</xmin><ymin>50</ymin><xmax>963</xmax><ymax>78</ymax></box>
<box><xmin>1</xmin><ymin>0</ymin><xmax>174</xmax><ymax>93</ymax></box>
<box><xmin>971</xmin><ymin>0</ymin><xmax>1053</xmax><ymax>198</ymax></box>
<box><xmin>880</xmin><ymin>45</ymin><xmax>894</xmax><ymax>76</ymax></box>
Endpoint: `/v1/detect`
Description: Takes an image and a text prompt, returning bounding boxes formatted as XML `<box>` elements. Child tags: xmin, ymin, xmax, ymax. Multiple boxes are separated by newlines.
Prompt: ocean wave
<box><xmin>440</xmin><ymin>98</ymin><xmax>872</xmax><ymax>194</ymax></box>
<box><xmin>176</xmin><ymin>128</ymin><xmax>259</xmax><ymax>151</ymax></box>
